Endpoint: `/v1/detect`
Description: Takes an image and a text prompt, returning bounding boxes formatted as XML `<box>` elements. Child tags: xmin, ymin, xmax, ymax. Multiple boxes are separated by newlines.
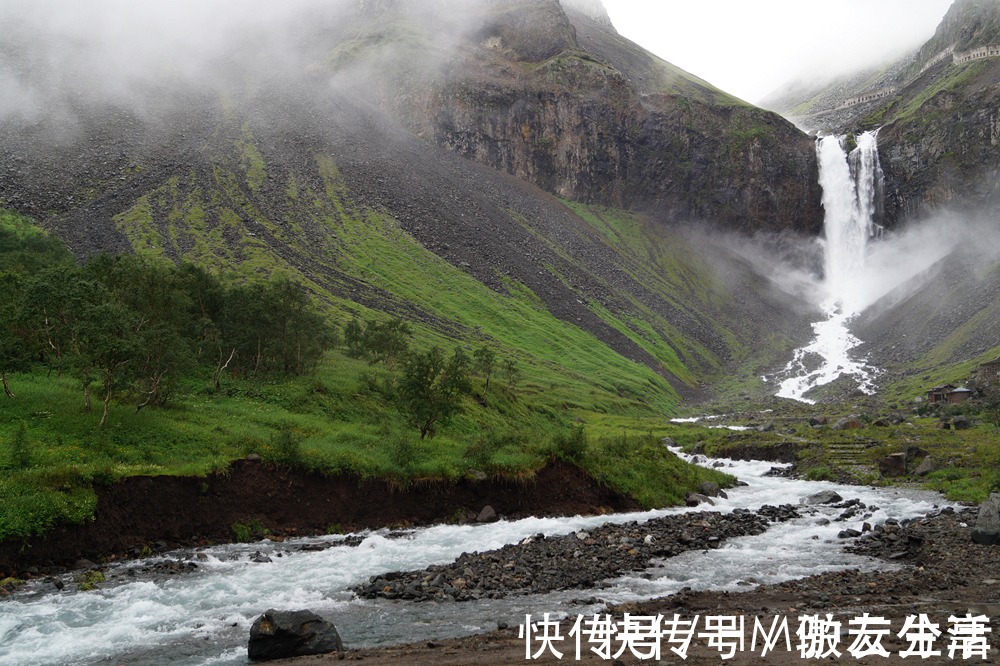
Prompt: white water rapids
<box><xmin>774</xmin><ymin>132</ymin><xmax>884</xmax><ymax>403</ymax></box>
<box><xmin>0</xmin><ymin>450</ymin><xmax>950</xmax><ymax>666</ymax></box>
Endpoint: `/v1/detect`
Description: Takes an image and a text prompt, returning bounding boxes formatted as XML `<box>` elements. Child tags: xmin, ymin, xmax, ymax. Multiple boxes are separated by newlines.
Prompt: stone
<box><xmin>809</xmin><ymin>416</ymin><xmax>828</xmax><ymax>426</ymax></box>
<box><xmin>691</xmin><ymin>455</ymin><xmax>708</xmax><ymax>464</ymax></box>
<box><xmin>837</xmin><ymin>529</ymin><xmax>862</xmax><ymax>539</ymax></box>
<box><xmin>758</xmin><ymin>422</ymin><xmax>775</xmax><ymax>432</ymax></box>
<box><xmin>476</xmin><ymin>505</ymin><xmax>497</xmax><ymax>523</ymax></box>
<box><xmin>879</xmin><ymin>453</ymin><xmax>907</xmax><ymax>477</ymax></box>
<box><xmin>661</xmin><ymin>437</ymin><xmax>678</xmax><ymax>448</ymax></box>
<box><xmin>684</xmin><ymin>492</ymin><xmax>715</xmax><ymax>507</ymax></box>
<box><xmin>971</xmin><ymin>494</ymin><xmax>1000</xmax><ymax>546</ymax></box>
<box><xmin>248</xmin><ymin>609</ymin><xmax>343</xmax><ymax>662</ymax></box>
<box><xmin>831</xmin><ymin>418</ymin><xmax>860</xmax><ymax>431</ymax></box>
<box><xmin>952</xmin><ymin>415</ymin><xmax>973</xmax><ymax>430</ymax></box>
<box><xmin>75</xmin><ymin>559</ymin><xmax>98</xmax><ymax>570</ymax></box>
<box><xmin>699</xmin><ymin>481</ymin><xmax>727</xmax><ymax>499</ymax></box>
<box><xmin>873</xmin><ymin>419</ymin><xmax>890</xmax><ymax>427</ymax></box>
<box><xmin>802</xmin><ymin>490</ymin><xmax>843</xmax><ymax>505</ymax></box>
<box><xmin>913</xmin><ymin>456</ymin><xmax>938</xmax><ymax>477</ymax></box>
<box><xmin>468</xmin><ymin>469</ymin><xmax>487</xmax><ymax>481</ymax></box>
<box><xmin>904</xmin><ymin>445</ymin><xmax>928</xmax><ymax>464</ymax></box>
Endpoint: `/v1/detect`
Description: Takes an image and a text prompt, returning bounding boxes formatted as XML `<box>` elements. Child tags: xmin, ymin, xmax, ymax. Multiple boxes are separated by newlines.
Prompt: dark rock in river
<box><xmin>685</xmin><ymin>492</ymin><xmax>715</xmax><ymax>507</ymax></box>
<box><xmin>802</xmin><ymin>491</ymin><xmax>843</xmax><ymax>505</ymax></box>
<box><xmin>971</xmin><ymin>494</ymin><xmax>1000</xmax><ymax>546</ymax></box>
<box><xmin>698</xmin><ymin>481</ymin><xmax>727</xmax><ymax>499</ymax></box>
<box><xmin>476</xmin><ymin>505</ymin><xmax>498</xmax><ymax>523</ymax></box>
<box><xmin>248</xmin><ymin>609</ymin><xmax>344</xmax><ymax>662</ymax></box>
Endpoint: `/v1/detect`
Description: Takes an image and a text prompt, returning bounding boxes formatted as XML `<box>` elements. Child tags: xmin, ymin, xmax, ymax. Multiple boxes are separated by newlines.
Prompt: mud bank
<box><xmin>0</xmin><ymin>459</ymin><xmax>640</xmax><ymax>575</ymax></box>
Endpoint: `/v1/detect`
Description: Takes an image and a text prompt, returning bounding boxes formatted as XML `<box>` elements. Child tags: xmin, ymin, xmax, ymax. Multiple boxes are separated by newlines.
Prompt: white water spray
<box><xmin>774</xmin><ymin>131</ymin><xmax>883</xmax><ymax>402</ymax></box>
<box><xmin>0</xmin><ymin>451</ymin><xmax>950</xmax><ymax>666</ymax></box>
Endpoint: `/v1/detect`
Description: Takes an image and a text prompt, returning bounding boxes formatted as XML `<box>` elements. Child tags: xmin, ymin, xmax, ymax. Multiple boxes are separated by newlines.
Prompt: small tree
<box><xmin>473</xmin><ymin>345</ymin><xmax>496</xmax><ymax>393</ymax></box>
<box><xmin>397</xmin><ymin>347</ymin><xmax>471</xmax><ymax>439</ymax></box>
<box><xmin>363</xmin><ymin>318</ymin><xmax>412</xmax><ymax>370</ymax></box>
<box><xmin>343</xmin><ymin>318</ymin><xmax>366</xmax><ymax>358</ymax></box>
<box><xmin>501</xmin><ymin>356</ymin><xmax>521</xmax><ymax>390</ymax></box>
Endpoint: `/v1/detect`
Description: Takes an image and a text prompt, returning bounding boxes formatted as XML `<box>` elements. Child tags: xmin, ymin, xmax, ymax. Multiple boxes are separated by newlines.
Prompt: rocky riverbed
<box><xmin>282</xmin><ymin>503</ymin><xmax>1000</xmax><ymax>666</ymax></box>
<box><xmin>351</xmin><ymin>506</ymin><xmax>798</xmax><ymax>603</ymax></box>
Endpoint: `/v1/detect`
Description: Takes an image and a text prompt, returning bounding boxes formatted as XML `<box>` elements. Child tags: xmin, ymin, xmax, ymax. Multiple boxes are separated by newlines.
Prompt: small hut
<box><xmin>948</xmin><ymin>387</ymin><xmax>972</xmax><ymax>404</ymax></box>
<box><xmin>926</xmin><ymin>384</ymin><xmax>956</xmax><ymax>404</ymax></box>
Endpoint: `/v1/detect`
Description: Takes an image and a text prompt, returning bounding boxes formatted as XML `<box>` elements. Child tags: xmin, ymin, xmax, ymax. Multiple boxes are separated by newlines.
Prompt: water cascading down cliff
<box><xmin>775</xmin><ymin>131</ymin><xmax>884</xmax><ymax>403</ymax></box>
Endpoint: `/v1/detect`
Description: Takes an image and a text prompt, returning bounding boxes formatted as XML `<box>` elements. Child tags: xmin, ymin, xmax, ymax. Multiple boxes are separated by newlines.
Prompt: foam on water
<box><xmin>0</xmin><ymin>449</ymin><xmax>949</xmax><ymax>666</ymax></box>
<box><xmin>772</xmin><ymin>132</ymin><xmax>883</xmax><ymax>402</ymax></box>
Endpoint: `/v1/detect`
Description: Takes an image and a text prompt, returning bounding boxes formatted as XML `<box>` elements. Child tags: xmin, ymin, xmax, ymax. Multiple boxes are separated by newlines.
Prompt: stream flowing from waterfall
<box><xmin>0</xmin><ymin>450</ymin><xmax>949</xmax><ymax>666</ymax></box>
<box><xmin>773</xmin><ymin>131</ymin><xmax>884</xmax><ymax>403</ymax></box>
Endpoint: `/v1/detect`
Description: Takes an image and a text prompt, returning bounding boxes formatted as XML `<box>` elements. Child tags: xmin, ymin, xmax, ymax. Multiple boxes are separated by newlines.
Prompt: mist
<box><xmin>603</xmin><ymin>0</ymin><xmax>954</xmax><ymax>104</ymax></box>
<box><xmin>0</xmin><ymin>0</ymin><xmax>497</xmax><ymax>132</ymax></box>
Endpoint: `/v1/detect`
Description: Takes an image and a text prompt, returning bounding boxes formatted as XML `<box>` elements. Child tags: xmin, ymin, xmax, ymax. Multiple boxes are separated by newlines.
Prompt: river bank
<box><xmin>0</xmin><ymin>442</ymin><xmax>973</xmax><ymax>665</ymax></box>
<box><xmin>0</xmin><ymin>458</ymin><xmax>640</xmax><ymax>576</ymax></box>
<box><xmin>274</xmin><ymin>505</ymin><xmax>1000</xmax><ymax>665</ymax></box>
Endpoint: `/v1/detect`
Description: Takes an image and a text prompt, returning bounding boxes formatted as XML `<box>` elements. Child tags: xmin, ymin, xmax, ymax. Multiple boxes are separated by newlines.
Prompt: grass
<box><xmin>0</xmin><ymin>103</ymin><xmax>810</xmax><ymax>546</ymax></box>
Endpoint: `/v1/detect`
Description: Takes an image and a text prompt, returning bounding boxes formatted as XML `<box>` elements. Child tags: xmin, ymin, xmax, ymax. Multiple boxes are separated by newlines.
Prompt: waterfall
<box><xmin>773</xmin><ymin>131</ymin><xmax>882</xmax><ymax>403</ymax></box>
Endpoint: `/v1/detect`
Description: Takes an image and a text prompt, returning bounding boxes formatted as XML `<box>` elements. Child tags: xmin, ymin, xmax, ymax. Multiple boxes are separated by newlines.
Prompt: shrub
<box><xmin>232</xmin><ymin>518</ymin><xmax>268</xmax><ymax>542</ymax></box>
<box><xmin>805</xmin><ymin>466</ymin><xmax>835</xmax><ymax>481</ymax></box>
<box><xmin>551</xmin><ymin>426</ymin><xmax>587</xmax><ymax>463</ymax></box>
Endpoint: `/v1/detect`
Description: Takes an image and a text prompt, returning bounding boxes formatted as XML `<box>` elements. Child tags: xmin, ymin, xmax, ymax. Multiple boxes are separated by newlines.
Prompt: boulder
<box><xmin>757</xmin><ymin>422</ymin><xmax>775</xmax><ymax>433</ymax></box>
<box><xmin>684</xmin><ymin>492</ymin><xmax>715</xmax><ymax>507</ymax></box>
<box><xmin>802</xmin><ymin>490</ymin><xmax>843</xmax><ymax>505</ymax></box>
<box><xmin>809</xmin><ymin>416</ymin><xmax>828</xmax><ymax>426</ymax></box>
<box><xmin>951</xmin><ymin>415</ymin><xmax>973</xmax><ymax>430</ymax></box>
<box><xmin>831</xmin><ymin>418</ymin><xmax>860</xmax><ymax>431</ymax></box>
<box><xmin>913</xmin><ymin>457</ymin><xmax>937</xmax><ymax>477</ymax></box>
<box><xmin>476</xmin><ymin>505</ymin><xmax>497</xmax><ymax>523</ymax></box>
<box><xmin>698</xmin><ymin>481</ymin><xmax>728</xmax><ymax>499</ymax></box>
<box><xmin>661</xmin><ymin>436</ymin><xmax>678</xmax><ymax>448</ymax></box>
<box><xmin>904</xmin><ymin>445</ymin><xmax>928</xmax><ymax>464</ymax></box>
<box><xmin>872</xmin><ymin>419</ymin><xmax>890</xmax><ymax>427</ymax></box>
<box><xmin>879</xmin><ymin>453</ymin><xmax>907</xmax><ymax>477</ymax></box>
<box><xmin>971</xmin><ymin>495</ymin><xmax>1000</xmax><ymax>546</ymax></box>
<box><xmin>248</xmin><ymin>609</ymin><xmax>343</xmax><ymax>662</ymax></box>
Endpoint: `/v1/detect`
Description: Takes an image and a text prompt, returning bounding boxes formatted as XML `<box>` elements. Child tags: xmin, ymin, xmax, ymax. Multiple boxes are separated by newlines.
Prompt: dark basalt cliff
<box><xmin>344</xmin><ymin>0</ymin><xmax>823</xmax><ymax>235</ymax></box>
<box><xmin>879</xmin><ymin>75</ymin><xmax>1000</xmax><ymax>226</ymax></box>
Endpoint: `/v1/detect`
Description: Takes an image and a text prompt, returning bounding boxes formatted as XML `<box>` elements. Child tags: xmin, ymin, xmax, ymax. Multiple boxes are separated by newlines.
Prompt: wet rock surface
<box><xmin>248</xmin><ymin>609</ymin><xmax>344</xmax><ymax>662</ymax></box>
<box><xmin>353</xmin><ymin>506</ymin><xmax>800</xmax><ymax>602</ymax></box>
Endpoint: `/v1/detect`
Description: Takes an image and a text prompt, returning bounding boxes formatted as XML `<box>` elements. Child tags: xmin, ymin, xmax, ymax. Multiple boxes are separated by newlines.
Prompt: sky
<box><xmin>602</xmin><ymin>0</ymin><xmax>956</xmax><ymax>104</ymax></box>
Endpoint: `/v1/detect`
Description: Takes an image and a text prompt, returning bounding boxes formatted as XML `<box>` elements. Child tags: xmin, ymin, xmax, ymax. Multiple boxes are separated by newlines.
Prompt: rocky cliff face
<box><xmin>347</xmin><ymin>0</ymin><xmax>823</xmax><ymax>234</ymax></box>
<box><xmin>878</xmin><ymin>61</ymin><xmax>1000</xmax><ymax>226</ymax></box>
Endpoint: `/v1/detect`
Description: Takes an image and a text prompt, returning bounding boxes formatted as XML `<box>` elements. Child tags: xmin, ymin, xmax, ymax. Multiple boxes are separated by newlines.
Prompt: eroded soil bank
<box><xmin>0</xmin><ymin>459</ymin><xmax>640</xmax><ymax>575</ymax></box>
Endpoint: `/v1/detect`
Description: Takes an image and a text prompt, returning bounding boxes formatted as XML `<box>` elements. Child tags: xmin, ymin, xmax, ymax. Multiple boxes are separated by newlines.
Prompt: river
<box><xmin>0</xmin><ymin>450</ymin><xmax>950</xmax><ymax>666</ymax></box>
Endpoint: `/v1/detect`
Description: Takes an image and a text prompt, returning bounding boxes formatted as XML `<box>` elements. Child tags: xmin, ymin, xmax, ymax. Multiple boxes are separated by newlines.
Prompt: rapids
<box><xmin>0</xmin><ymin>449</ymin><xmax>950</xmax><ymax>666</ymax></box>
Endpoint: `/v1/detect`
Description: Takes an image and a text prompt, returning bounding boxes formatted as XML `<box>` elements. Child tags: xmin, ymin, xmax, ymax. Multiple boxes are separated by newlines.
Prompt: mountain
<box><xmin>0</xmin><ymin>0</ymin><xmax>824</xmax><ymax>402</ymax></box>
<box><xmin>771</xmin><ymin>0</ymin><xmax>1000</xmax><ymax>391</ymax></box>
